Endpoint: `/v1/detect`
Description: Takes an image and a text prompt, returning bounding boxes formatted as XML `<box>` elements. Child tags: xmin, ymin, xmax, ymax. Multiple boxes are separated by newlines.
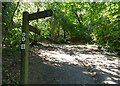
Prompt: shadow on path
<box><xmin>29</xmin><ymin>51</ymin><xmax>96</xmax><ymax>84</ymax></box>
<box><xmin>29</xmin><ymin>43</ymin><xmax>120</xmax><ymax>84</ymax></box>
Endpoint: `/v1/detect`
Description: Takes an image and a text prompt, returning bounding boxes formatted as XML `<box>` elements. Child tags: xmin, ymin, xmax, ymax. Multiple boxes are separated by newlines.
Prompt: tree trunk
<box><xmin>71</xmin><ymin>6</ymin><xmax>82</xmax><ymax>25</ymax></box>
<box><xmin>64</xmin><ymin>29</ymin><xmax>66</xmax><ymax>39</ymax></box>
<box><xmin>9</xmin><ymin>2</ymin><xmax>20</xmax><ymax>29</ymax></box>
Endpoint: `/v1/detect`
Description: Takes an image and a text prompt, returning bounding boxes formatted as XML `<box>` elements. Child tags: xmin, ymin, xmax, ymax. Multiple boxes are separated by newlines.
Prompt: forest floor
<box><xmin>2</xmin><ymin>42</ymin><xmax>120</xmax><ymax>84</ymax></box>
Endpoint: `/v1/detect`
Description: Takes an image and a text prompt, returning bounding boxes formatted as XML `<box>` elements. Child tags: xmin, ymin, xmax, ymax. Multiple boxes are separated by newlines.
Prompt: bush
<box><xmin>54</xmin><ymin>38</ymin><xmax>67</xmax><ymax>44</ymax></box>
<box><xmin>3</xmin><ymin>28</ymin><xmax>22</xmax><ymax>48</ymax></box>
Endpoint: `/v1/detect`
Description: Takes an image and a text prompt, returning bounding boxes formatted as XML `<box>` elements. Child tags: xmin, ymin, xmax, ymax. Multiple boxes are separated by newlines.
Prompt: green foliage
<box><xmin>54</xmin><ymin>37</ymin><xmax>67</xmax><ymax>44</ymax></box>
<box><xmin>3</xmin><ymin>71</ymin><xmax>19</xmax><ymax>85</ymax></box>
<box><xmin>2</xmin><ymin>2</ymin><xmax>16</xmax><ymax>29</ymax></box>
<box><xmin>29</xmin><ymin>32</ymin><xmax>44</xmax><ymax>42</ymax></box>
<box><xmin>91</xmin><ymin>2</ymin><xmax>120</xmax><ymax>50</ymax></box>
<box><xmin>2</xmin><ymin>2</ymin><xmax>120</xmax><ymax>84</ymax></box>
<box><xmin>2</xmin><ymin>28</ymin><xmax>22</xmax><ymax>48</ymax></box>
<box><xmin>2</xmin><ymin>2</ymin><xmax>120</xmax><ymax>51</ymax></box>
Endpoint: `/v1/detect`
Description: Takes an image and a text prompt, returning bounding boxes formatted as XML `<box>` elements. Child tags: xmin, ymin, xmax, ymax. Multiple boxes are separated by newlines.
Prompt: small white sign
<box><xmin>22</xmin><ymin>32</ymin><xmax>26</xmax><ymax>37</ymax></box>
<box><xmin>21</xmin><ymin>44</ymin><xmax>25</xmax><ymax>49</ymax></box>
<box><xmin>22</xmin><ymin>37</ymin><xmax>26</xmax><ymax>41</ymax></box>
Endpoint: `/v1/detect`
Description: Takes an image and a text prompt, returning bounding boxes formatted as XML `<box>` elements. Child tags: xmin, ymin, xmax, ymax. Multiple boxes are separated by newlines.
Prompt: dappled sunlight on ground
<box><xmin>30</xmin><ymin>43</ymin><xmax>120</xmax><ymax>84</ymax></box>
<box><xmin>40</xmin><ymin>51</ymin><xmax>76</xmax><ymax>62</ymax></box>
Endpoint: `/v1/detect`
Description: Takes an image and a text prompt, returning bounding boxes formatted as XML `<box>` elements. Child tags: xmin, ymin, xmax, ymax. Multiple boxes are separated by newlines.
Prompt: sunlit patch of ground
<box><xmin>30</xmin><ymin>43</ymin><xmax>120</xmax><ymax>84</ymax></box>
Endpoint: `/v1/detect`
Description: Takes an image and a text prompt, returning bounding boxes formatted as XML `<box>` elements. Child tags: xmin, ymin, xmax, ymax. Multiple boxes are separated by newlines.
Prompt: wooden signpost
<box><xmin>21</xmin><ymin>9</ymin><xmax>53</xmax><ymax>84</ymax></box>
<box><xmin>29</xmin><ymin>25</ymin><xmax>40</xmax><ymax>35</ymax></box>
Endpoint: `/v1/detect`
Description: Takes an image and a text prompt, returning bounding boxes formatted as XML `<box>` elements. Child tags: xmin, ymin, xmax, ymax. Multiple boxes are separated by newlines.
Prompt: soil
<box><xmin>2</xmin><ymin>42</ymin><xmax>120</xmax><ymax>84</ymax></box>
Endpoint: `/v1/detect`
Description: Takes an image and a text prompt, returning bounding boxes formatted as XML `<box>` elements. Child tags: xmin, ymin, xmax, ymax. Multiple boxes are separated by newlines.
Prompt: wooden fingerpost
<box><xmin>20</xmin><ymin>9</ymin><xmax>53</xmax><ymax>84</ymax></box>
<box><xmin>20</xmin><ymin>12</ymin><xmax>29</xmax><ymax>84</ymax></box>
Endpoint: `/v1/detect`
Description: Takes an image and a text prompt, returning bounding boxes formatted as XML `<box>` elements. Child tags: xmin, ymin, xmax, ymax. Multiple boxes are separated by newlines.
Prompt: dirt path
<box><xmin>29</xmin><ymin>43</ymin><xmax>120</xmax><ymax>84</ymax></box>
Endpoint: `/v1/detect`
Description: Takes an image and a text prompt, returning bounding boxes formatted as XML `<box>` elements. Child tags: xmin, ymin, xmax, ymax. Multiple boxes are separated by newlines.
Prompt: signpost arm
<box><xmin>29</xmin><ymin>9</ymin><xmax>53</xmax><ymax>20</ymax></box>
<box><xmin>20</xmin><ymin>12</ymin><xmax>29</xmax><ymax>84</ymax></box>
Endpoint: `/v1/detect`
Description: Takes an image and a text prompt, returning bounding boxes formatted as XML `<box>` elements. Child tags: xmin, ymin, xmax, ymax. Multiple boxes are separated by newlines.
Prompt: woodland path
<box><xmin>29</xmin><ymin>42</ymin><xmax>120</xmax><ymax>84</ymax></box>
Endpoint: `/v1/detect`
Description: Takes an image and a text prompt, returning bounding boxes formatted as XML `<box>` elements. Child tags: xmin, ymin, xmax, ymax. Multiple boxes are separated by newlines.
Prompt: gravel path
<box><xmin>29</xmin><ymin>43</ymin><xmax>120</xmax><ymax>84</ymax></box>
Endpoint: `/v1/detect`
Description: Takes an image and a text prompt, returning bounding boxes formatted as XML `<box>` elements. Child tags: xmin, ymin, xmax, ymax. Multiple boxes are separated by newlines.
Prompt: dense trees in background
<box><xmin>2</xmin><ymin>2</ymin><xmax>120</xmax><ymax>51</ymax></box>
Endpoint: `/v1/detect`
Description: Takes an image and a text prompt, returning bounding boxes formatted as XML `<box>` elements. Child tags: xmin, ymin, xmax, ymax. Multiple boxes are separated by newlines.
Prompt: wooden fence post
<box><xmin>20</xmin><ymin>11</ymin><xmax>29</xmax><ymax>84</ymax></box>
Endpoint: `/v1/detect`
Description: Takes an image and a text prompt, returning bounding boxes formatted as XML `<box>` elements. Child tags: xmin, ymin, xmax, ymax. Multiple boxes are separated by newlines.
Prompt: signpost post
<box><xmin>21</xmin><ymin>12</ymin><xmax>29</xmax><ymax>84</ymax></box>
<box><xmin>21</xmin><ymin>9</ymin><xmax>53</xmax><ymax>84</ymax></box>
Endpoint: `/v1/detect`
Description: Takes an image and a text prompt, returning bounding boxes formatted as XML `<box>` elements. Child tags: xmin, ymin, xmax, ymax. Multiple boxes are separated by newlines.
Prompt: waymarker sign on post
<box><xmin>21</xmin><ymin>9</ymin><xmax>53</xmax><ymax>84</ymax></box>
